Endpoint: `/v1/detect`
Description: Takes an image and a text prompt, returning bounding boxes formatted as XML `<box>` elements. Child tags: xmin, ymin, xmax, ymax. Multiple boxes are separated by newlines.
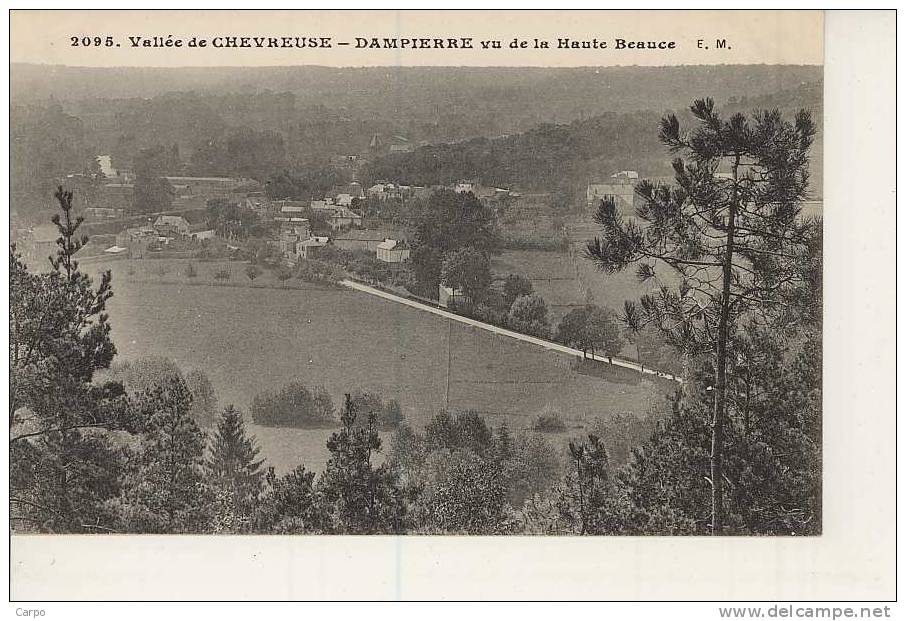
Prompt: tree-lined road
<box><xmin>339</xmin><ymin>279</ymin><xmax>682</xmax><ymax>384</ymax></box>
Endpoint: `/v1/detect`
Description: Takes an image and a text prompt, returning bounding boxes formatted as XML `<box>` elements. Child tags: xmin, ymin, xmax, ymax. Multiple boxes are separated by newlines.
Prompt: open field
<box><xmin>88</xmin><ymin>259</ymin><xmax>672</xmax><ymax>473</ymax></box>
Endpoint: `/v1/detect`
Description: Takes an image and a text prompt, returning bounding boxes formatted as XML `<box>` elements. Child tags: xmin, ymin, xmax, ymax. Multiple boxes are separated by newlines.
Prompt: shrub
<box><xmin>425</xmin><ymin>410</ymin><xmax>493</xmax><ymax>456</ymax></box>
<box><xmin>508</xmin><ymin>294</ymin><xmax>550</xmax><ymax>338</ymax></box>
<box><xmin>249</xmin><ymin>381</ymin><xmax>335</xmax><ymax>428</ymax></box>
<box><xmin>348</xmin><ymin>391</ymin><xmax>404</xmax><ymax>430</ymax></box>
<box><xmin>502</xmin><ymin>274</ymin><xmax>534</xmax><ymax>307</ymax></box>
<box><xmin>505</xmin><ymin>431</ymin><xmax>562</xmax><ymax>506</ymax></box>
<box><xmin>296</xmin><ymin>258</ymin><xmax>338</xmax><ymax>284</ymax></box>
<box><xmin>245</xmin><ymin>264</ymin><xmax>262</xmax><ymax>281</ymax></box>
<box><xmin>417</xmin><ymin>449</ymin><xmax>510</xmax><ymax>534</ymax></box>
<box><xmin>587</xmin><ymin>412</ymin><xmax>660</xmax><ymax>467</ymax></box>
<box><xmin>531</xmin><ymin>406</ymin><xmax>567</xmax><ymax>432</ymax></box>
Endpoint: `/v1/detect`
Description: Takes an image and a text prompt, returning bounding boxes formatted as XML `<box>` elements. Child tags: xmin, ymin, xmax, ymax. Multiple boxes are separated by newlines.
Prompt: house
<box><xmin>367</xmin><ymin>182</ymin><xmax>398</xmax><ymax>200</ymax></box>
<box><xmin>439</xmin><ymin>284</ymin><xmax>467</xmax><ymax>309</ymax></box>
<box><xmin>325</xmin><ymin>206</ymin><xmax>363</xmax><ymax>230</ymax></box>
<box><xmin>375</xmin><ymin>239</ymin><xmax>410</xmax><ymax>263</ymax></box>
<box><xmin>335</xmin><ymin>193</ymin><xmax>354</xmax><ymax>207</ymax></box>
<box><xmin>454</xmin><ymin>181</ymin><xmax>476</xmax><ymax>194</ymax></box>
<box><xmin>333</xmin><ymin>229</ymin><xmax>396</xmax><ymax>252</ymax></box>
<box><xmin>277</xmin><ymin>219</ymin><xmax>312</xmax><ymax>257</ymax></box>
<box><xmin>96</xmin><ymin>155</ymin><xmax>116</xmax><ymax>179</ymax></box>
<box><xmin>296</xmin><ymin>236</ymin><xmax>330</xmax><ymax>260</ymax></box>
<box><xmin>310</xmin><ymin>202</ymin><xmax>363</xmax><ymax>230</ymax></box>
<box><xmin>153</xmin><ymin>215</ymin><xmax>190</xmax><ymax>237</ymax></box>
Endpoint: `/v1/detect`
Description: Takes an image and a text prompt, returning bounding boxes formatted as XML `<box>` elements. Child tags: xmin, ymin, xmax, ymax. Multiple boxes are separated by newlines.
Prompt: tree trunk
<box><xmin>711</xmin><ymin>156</ymin><xmax>740</xmax><ymax>536</ymax></box>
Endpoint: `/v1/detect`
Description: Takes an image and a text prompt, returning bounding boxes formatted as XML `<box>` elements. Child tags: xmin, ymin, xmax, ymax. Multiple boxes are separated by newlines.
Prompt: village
<box><xmin>18</xmin><ymin>150</ymin><xmax>665</xmax><ymax>305</ymax></box>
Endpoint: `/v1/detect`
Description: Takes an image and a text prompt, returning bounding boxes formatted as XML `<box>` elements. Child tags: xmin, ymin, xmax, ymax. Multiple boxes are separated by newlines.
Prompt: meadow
<box><xmin>88</xmin><ymin>259</ymin><xmax>673</xmax><ymax>473</ymax></box>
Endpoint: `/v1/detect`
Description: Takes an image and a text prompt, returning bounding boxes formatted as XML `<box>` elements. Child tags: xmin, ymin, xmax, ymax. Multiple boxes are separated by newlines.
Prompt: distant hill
<box><xmin>13</xmin><ymin>63</ymin><xmax>821</xmax><ymax>141</ymax></box>
<box><xmin>9</xmin><ymin>64</ymin><xmax>823</xmax><ymax>223</ymax></box>
<box><xmin>364</xmin><ymin>80</ymin><xmax>824</xmax><ymax>198</ymax></box>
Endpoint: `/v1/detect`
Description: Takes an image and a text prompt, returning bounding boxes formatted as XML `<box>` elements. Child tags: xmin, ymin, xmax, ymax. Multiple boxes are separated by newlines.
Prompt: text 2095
<box><xmin>70</xmin><ymin>36</ymin><xmax>116</xmax><ymax>47</ymax></box>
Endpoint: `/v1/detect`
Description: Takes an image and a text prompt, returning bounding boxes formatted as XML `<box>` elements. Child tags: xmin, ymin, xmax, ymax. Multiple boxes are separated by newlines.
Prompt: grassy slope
<box><xmin>91</xmin><ymin>259</ymin><xmax>672</xmax><ymax>472</ymax></box>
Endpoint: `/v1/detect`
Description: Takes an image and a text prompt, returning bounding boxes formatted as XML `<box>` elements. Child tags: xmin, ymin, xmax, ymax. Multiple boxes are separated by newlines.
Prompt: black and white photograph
<box><xmin>5</xmin><ymin>8</ymin><xmax>897</xmax><ymax>607</ymax></box>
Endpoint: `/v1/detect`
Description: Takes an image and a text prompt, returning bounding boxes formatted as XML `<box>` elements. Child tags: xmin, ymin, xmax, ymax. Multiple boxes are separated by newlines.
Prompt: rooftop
<box><xmin>377</xmin><ymin>238</ymin><xmax>409</xmax><ymax>251</ymax></box>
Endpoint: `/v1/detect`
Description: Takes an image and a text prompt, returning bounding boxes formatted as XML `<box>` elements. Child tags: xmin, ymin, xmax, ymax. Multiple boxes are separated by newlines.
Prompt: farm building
<box><xmin>376</xmin><ymin>239</ymin><xmax>410</xmax><ymax>263</ymax></box>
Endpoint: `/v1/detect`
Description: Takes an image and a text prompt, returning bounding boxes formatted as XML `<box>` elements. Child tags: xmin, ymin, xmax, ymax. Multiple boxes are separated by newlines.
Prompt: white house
<box><xmin>454</xmin><ymin>181</ymin><xmax>475</xmax><ymax>194</ymax></box>
<box><xmin>296</xmin><ymin>236</ymin><xmax>330</xmax><ymax>260</ymax></box>
<box><xmin>96</xmin><ymin>155</ymin><xmax>116</xmax><ymax>179</ymax></box>
<box><xmin>375</xmin><ymin>239</ymin><xmax>410</xmax><ymax>263</ymax></box>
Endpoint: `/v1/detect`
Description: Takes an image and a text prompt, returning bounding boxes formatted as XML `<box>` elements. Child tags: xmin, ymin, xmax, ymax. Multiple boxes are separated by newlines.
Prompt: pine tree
<box><xmin>10</xmin><ymin>187</ymin><xmax>130</xmax><ymax>532</ymax></box>
<box><xmin>206</xmin><ymin>405</ymin><xmax>265</xmax><ymax>532</ymax></box>
<box><xmin>319</xmin><ymin>394</ymin><xmax>406</xmax><ymax>534</ymax></box>
<box><xmin>586</xmin><ymin>99</ymin><xmax>816</xmax><ymax>534</ymax></box>
<box><xmin>558</xmin><ymin>435</ymin><xmax>611</xmax><ymax>535</ymax></box>
<box><xmin>117</xmin><ymin>377</ymin><xmax>212</xmax><ymax>533</ymax></box>
<box><xmin>255</xmin><ymin>465</ymin><xmax>329</xmax><ymax>534</ymax></box>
